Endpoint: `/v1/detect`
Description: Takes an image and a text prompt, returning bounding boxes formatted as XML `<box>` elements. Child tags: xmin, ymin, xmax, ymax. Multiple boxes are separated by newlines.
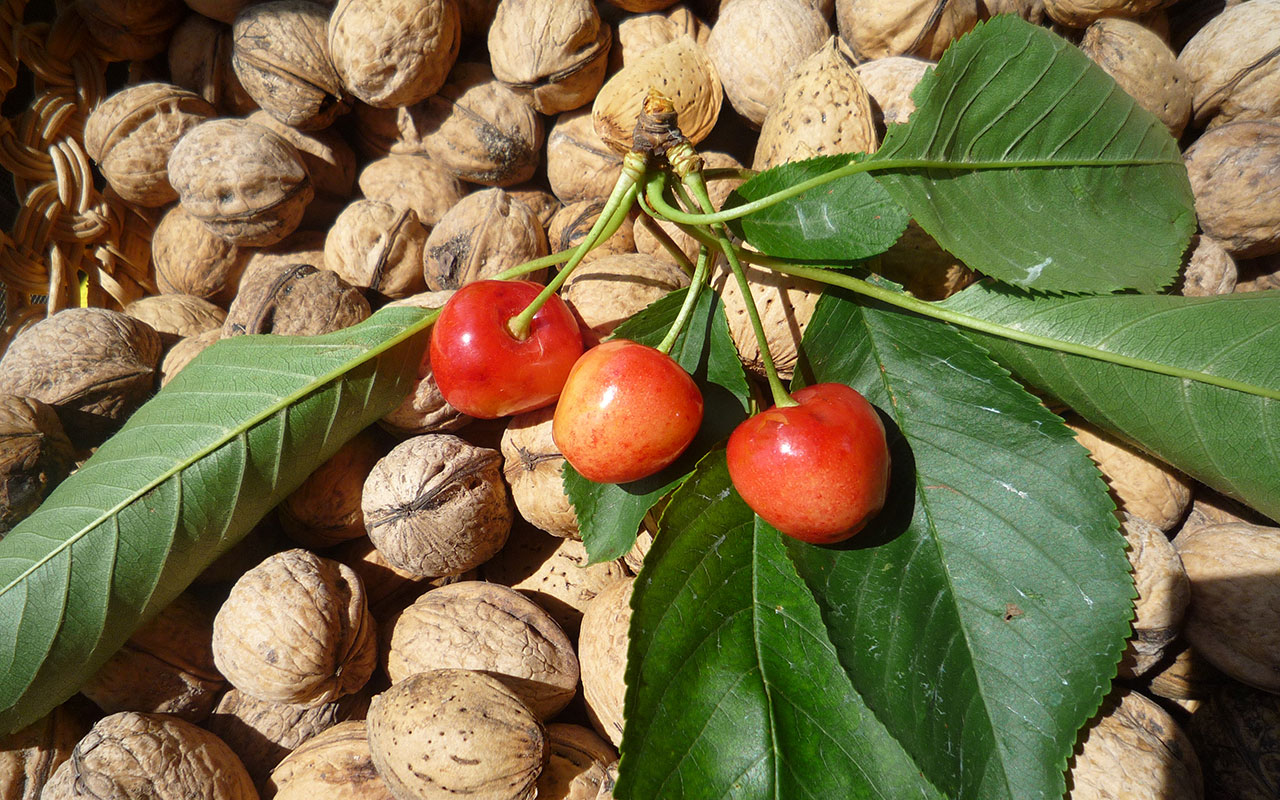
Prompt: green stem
<box><xmin>638</xmin><ymin>173</ymin><xmax>697</xmax><ymax>277</ymax></box>
<box><xmin>495</xmin><ymin>193</ymin><xmax>638</xmax><ymax>281</ymax></box>
<box><xmin>656</xmin><ymin>245</ymin><xmax>710</xmax><ymax>355</ymax></box>
<box><xmin>647</xmin><ymin>155</ymin><xmax>1182</xmax><ymax>226</ymax></box>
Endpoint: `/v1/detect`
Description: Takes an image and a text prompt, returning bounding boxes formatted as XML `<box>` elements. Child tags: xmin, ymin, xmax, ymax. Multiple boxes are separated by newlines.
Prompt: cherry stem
<box><xmin>637</xmin><ymin>172</ymin><xmax>697</xmax><ymax>277</ymax></box>
<box><xmin>495</xmin><ymin>193</ymin><xmax>637</xmax><ymax>281</ymax></box>
<box><xmin>506</xmin><ymin>153</ymin><xmax>646</xmax><ymax>340</ymax></box>
<box><xmin>656</xmin><ymin>244</ymin><xmax>710</xmax><ymax>355</ymax></box>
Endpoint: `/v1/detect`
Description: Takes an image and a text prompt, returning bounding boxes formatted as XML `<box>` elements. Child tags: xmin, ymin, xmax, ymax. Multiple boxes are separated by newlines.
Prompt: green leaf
<box><xmin>725</xmin><ymin>155</ymin><xmax>909</xmax><ymax>261</ymax></box>
<box><xmin>566</xmin><ymin>287</ymin><xmax>750</xmax><ymax>563</ymax></box>
<box><xmin>788</xmin><ymin>291</ymin><xmax>1131</xmax><ymax>800</ymax></box>
<box><xmin>0</xmin><ymin>307</ymin><xmax>433</xmax><ymax>734</ymax></box>
<box><xmin>939</xmin><ymin>283</ymin><xmax>1280</xmax><ymax>522</ymax></box>
<box><xmin>617</xmin><ymin>451</ymin><xmax>948</xmax><ymax>800</ymax></box>
<box><xmin>869</xmin><ymin>15</ymin><xmax>1195</xmax><ymax>293</ymax></box>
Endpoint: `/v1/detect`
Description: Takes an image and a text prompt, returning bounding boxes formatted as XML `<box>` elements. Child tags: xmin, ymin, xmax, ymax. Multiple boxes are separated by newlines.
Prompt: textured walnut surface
<box><xmin>232</xmin><ymin>0</ymin><xmax>347</xmax><ymax>130</ymax></box>
<box><xmin>855</xmin><ymin>55</ymin><xmax>932</xmax><ymax>132</ymax></box>
<box><xmin>535</xmin><ymin>724</ymin><xmax>616</xmax><ymax>800</ymax></box>
<box><xmin>223</xmin><ymin>261</ymin><xmax>370</xmax><ymax>337</ymax></box>
<box><xmin>0</xmin><ymin>702</ymin><xmax>91</xmax><ymax>800</ymax></box>
<box><xmin>1116</xmin><ymin>514</ymin><xmax>1189</xmax><ymax>679</ymax></box>
<box><xmin>578</xmin><ymin>577</ymin><xmax>633</xmax><ymax>747</ymax></box>
<box><xmin>560</xmin><ymin>253</ymin><xmax>689</xmax><ymax>344</ymax></box>
<box><xmin>499</xmin><ymin>407</ymin><xmax>579</xmax><ymax>539</ymax></box>
<box><xmin>278</xmin><ymin>428</ymin><xmax>391</xmax><ymax>549</ymax></box>
<box><xmin>324</xmin><ymin>200</ymin><xmax>429</xmax><ymax>300</ymax></box>
<box><xmin>1080</xmin><ymin>17</ymin><xmax>1191</xmax><ymax>136</ymax></box>
<box><xmin>151</xmin><ymin>205</ymin><xmax>249</xmax><ymax>305</ymax></box>
<box><xmin>328</xmin><ymin>0</ymin><xmax>461</xmax><ymax>108</ymax></box>
<box><xmin>488</xmin><ymin>0</ymin><xmax>612</xmax><ymax>114</ymax></box>
<box><xmin>546</xmin><ymin>107</ymin><xmax>624</xmax><ymax>205</ymax></box>
<box><xmin>1178</xmin><ymin>0</ymin><xmax>1280</xmax><ymax>128</ymax></box>
<box><xmin>1066</xmin><ymin>417</ymin><xmax>1192</xmax><ymax>531</ymax></box>
<box><xmin>423</xmin><ymin>189</ymin><xmax>549</xmax><ymax>290</ymax></box>
<box><xmin>837</xmin><ymin>0</ymin><xmax>979</xmax><ymax>61</ymax></box>
<box><xmin>357</xmin><ymin>155</ymin><xmax>468</xmax><ymax>228</ymax></box>
<box><xmin>1183</xmin><ymin>120</ymin><xmax>1280</xmax><ymax>259</ymax></box>
<box><xmin>711</xmin><ymin>257</ymin><xmax>822</xmax><ymax>380</ymax></box>
<box><xmin>268</xmin><ymin>720</ymin><xmax>393</xmax><ymax>800</ymax></box>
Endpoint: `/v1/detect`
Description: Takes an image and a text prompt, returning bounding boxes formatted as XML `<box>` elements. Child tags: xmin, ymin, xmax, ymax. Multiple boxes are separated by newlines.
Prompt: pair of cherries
<box><xmin>428</xmin><ymin>280</ymin><xmax>889</xmax><ymax>544</ymax></box>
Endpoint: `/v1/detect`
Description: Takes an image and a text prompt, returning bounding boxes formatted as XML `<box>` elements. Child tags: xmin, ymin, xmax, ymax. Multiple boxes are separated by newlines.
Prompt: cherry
<box><xmin>553</xmin><ymin>339</ymin><xmax>704</xmax><ymax>484</ymax></box>
<box><xmin>429</xmin><ymin>279</ymin><xmax>583</xmax><ymax>419</ymax></box>
<box><xmin>726</xmin><ymin>383</ymin><xmax>889</xmax><ymax>544</ymax></box>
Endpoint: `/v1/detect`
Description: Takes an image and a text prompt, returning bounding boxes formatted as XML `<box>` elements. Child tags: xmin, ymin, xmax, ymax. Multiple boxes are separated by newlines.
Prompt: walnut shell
<box><xmin>187</xmin><ymin>0</ymin><xmax>252</xmax><ymax>24</ymax></box>
<box><xmin>83</xmin><ymin>82</ymin><xmax>216</xmax><ymax>207</ymax></box>
<box><xmin>329</xmin><ymin>0</ymin><xmax>461</xmax><ymax>108</ymax></box>
<box><xmin>500</xmin><ymin>407</ymin><xmax>579</xmax><ymax>539</ymax></box>
<box><xmin>457</xmin><ymin>0</ymin><xmax>501</xmax><ymax>35</ymax></box>
<box><xmin>1175</xmin><ymin>521</ymin><xmax>1280</xmax><ymax>693</ymax></box>
<box><xmin>711</xmin><ymin>258</ymin><xmax>822</xmax><ymax>380</ymax></box>
<box><xmin>152</xmin><ymin>205</ymin><xmax>250</xmax><ymax>306</ymax></box>
<box><xmin>332</xmin><ymin>536</ymin><xmax>472</xmax><ymax>622</ymax></box>
<box><xmin>0</xmin><ymin>308</ymin><xmax>161</xmax><ymax>447</ymax></box>
<box><xmin>367</xmin><ymin>669</ymin><xmax>547</xmax><ymax>800</ymax></box>
<box><xmin>123</xmin><ymin>294</ymin><xmax>226</xmax><ymax>349</ymax></box>
<box><xmin>508</xmin><ymin>183</ymin><xmax>562</xmax><ymax>229</ymax></box>
<box><xmin>0</xmin><ymin>395</ymin><xmax>74</xmax><ymax>536</ymax></box>
<box><xmin>1188</xmin><ymin>678</ymin><xmax>1280</xmax><ymax>800</ymax></box>
<box><xmin>592</xmin><ymin>35</ymin><xmax>722</xmax><ymax>152</ymax></box>
<box><xmin>1044</xmin><ymin>0</ymin><xmax>1167</xmax><ymax>28</ymax></box>
<box><xmin>391</xmin><ymin>62</ymin><xmax>543</xmax><ymax>186</ymax></box>
<box><xmin>0</xmin><ymin>701</ymin><xmax>91</xmax><ymax>800</ymax></box>
<box><xmin>546</xmin><ymin>200</ymin><xmax>636</xmax><ymax>263</ymax></box>
<box><xmin>1178</xmin><ymin>0</ymin><xmax>1280</xmax><ymax>129</ymax></box>
<box><xmin>386</xmin><ymin>581</ymin><xmax>579</xmax><ymax>719</ymax></box>
<box><xmin>169</xmin><ymin>118</ymin><xmax>314</xmax><ymax>247</ymax></box>
<box><xmin>578</xmin><ymin>577</ymin><xmax>633</xmax><ymax>747</ymax></box>
<box><xmin>168</xmin><ymin>13</ymin><xmax>258</xmax><ymax>115</ymax></box>
<box><xmin>855</xmin><ymin>56</ymin><xmax>933</xmax><ymax>132</ymax></box>
<box><xmin>232</xmin><ymin>0</ymin><xmax>349</xmax><ymax>130</ymax></box>
<box><xmin>1116</xmin><ymin>514</ymin><xmax>1190</xmax><ymax>679</ymax></box>
<box><xmin>1178</xmin><ymin>234</ymin><xmax>1237</xmax><ymax>296</ymax></box>
<box><xmin>279</xmin><ymin>428</ymin><xmax>391</xmax><ymax>549</ymax></box>
<box><xmin>268</xmin><ymin>720</ymin><xmax>393</xmax><ymax>800</ymax></box>
<box><xmin>1065</xmin><ymin>417</ymin><xmax>1192</xmax><ymax>531</ymax></box>
<box><xmin>79</xmin><ymin>592</ymin><xmax>224</xmax><ymax>722</ymax></box>
<box><xmin>489</xmin><ymin>0</ymin><xmax>613</xmax><ymax>115</ymax></box>
<box><xmin>212</xmin><ymin>548</ymin><xmax>378</xmax><ymax>706</ymax></box>
<box><xmin>1080</xmin><ymin>17</ymin><xmax>1190</xmax><ymax>137</ymax></box>
<box><xmin>609</xmin><ymin>7</ymin><xmax>707</xmax><ymax>72</ymax></box>
<box><xmin>547</xmin><ymin>108</ymin><xmax>624</xmax><ymax>204</ymax></box>
<box><xmin>358</xmin><ymin>155</ymin><xmax>468</xmax><ymax>228</ymax></box>
<box><xmin>223</xmin><ymin>262</ymin><xmax>371</xmax><ymax>337</ymax></box>
<box><xmin>536</xmin><ymin>724</ymin><xmax>616</xmax><ymax>800</ymax></box>
<box><xmin>633</xmin><ymin>150</ymin><xmax>744</xmax><ymax>263</ymax></box>
<box><xmin>1066</xmin><ymin>689</ymin><xmax>1203</xmax><ymax>800</ymax></box>
<box><xmin>480</xmin><ymin>522</ymin><xmax>629</xmax><ymax>637</ymax></box>
<box><xmin>324</xmin><ymin>200</ymin><xmax>429</xmax><ymax>300</ymax></box>
<box><xmin>754</xmin><ymin>37</ymin><xmax>877</xmax><ymax>171</ymax></box>
<box><xmin>423</xmin><ymin>189</ymin><xmax>549</xmax><ymax>290</ymax></box>
<box><xmin>980</xmin><ymin>0</ymin><xmax>1046</xmax><ymax>23</ymax></box>
<box><xmin>378</xmin><ymin>293</ymin><xmax>473</xmax><ymax>436</ymax></box>
<box><xmin>362</xmin><ymin>434</ymin><xmax>513</xmax><ymax>577</ymax></box>
<box><xmin>1147</xmin><ymin>639</ymin><xmax>1224</xmax><ymax>703</ymax></box>
<box><xmin>708</xmin><ymin>0</ymin><xmax>828</xmax><ymax>126</ymax></box>
<box><xmin>205</xmin><ymin>688</ymin><xmax>369</xmax><ymax>791</ymax></box>
<box><xmin>560</xmin><ymin>253</ymin><xmax>690</xmax><ymax>344</ymax></box>
<box><xmin>837</xmin><ymin>0</ymin><xmax>979</xmax><ymax>61</ymax></box>
<box><xmin>160</xmin><ymin>329</ymin><xmax>223</xmax><ymax>387</ymax></box>
<box><xmin>248</xmin><ymin>110</ymin><xmax>358</xmax><ymax>229</ymax></box>
<box><xmin>41</xmin><ymin>711</ymin><xmax>256</xmax><ymax>800</ymax></box>
<box><xmin>75</xmin><ymin>0</ymin><xmax>184</xmax><ymax>60</ymax></box>
<box><xmin>1184</xmin><ymin>120</ymin><xmax>1280</xmax><ymax>260</ymax></box>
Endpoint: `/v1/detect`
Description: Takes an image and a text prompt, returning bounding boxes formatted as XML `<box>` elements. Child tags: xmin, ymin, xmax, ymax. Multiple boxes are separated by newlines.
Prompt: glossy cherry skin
<box><xmin>726</xmin><ymin>383</ymin><xmax>889</xmax><ymax>544</ymax></box>
<box><xmin>553</xmin><ymin>339</ymin><xmax>704</xmax><ymax>484</ymax></box>
<box><xmin>429</xmin><ymin>280</ymin><xmax>583</xmax><ymax>419</ymax></box>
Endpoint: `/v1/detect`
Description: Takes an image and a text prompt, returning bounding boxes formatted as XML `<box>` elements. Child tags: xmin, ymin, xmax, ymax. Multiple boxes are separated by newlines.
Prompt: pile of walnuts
<box><xmin>2</xmin><ymin>0</ymin><xmax>1280</xmax><ymax>798</ymax></box>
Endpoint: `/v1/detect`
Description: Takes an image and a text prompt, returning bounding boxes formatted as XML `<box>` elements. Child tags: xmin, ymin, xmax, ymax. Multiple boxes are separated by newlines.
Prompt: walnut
<box><xmin>168</xmin><ymin>14</ymin><xmax>257</xmax><ymax>115</ymax></box>
<box><xmin>324</xmin><ymin>200</ymin><xmax>429</xmax><ymax>301</ymax></box>
<box><xmin>242</xmin><ymin>229</ymin><xmax>330</xmax><ymax>277</ymax></box>
<box><xmin>609</xmin><ymin>6</ymin><xmax>708</xmax><ymax>72</ymax></box>
<box><xmin>83</xmin><ymin>82</ymin><xmax>216</xmax><ymax>207</ymax></box>
<box><xmin>358</xmin><ymin>155</ymin><xmax>468</xmax><ymax>228</ymax></box>
<box><xmin>0</xmin><ymin>308</ymin><xmax>161</xmax><ymax>446</ymax></box>
<box><xmin>123</xmin><ymin>294</ymin><xmax>226</xmax><ymax>349</ymax></box>
<box><xmin>1080</xmin><ymin>17</ymin><xmax>1191</xmax><ymax>137</ymax></box>
<box><xmin>578</xmin><ymin>577</ymin><xmax>633</xmax><ymax>747</ymax></box>
<box><xmin>754</xmin><ymin>36</ymin><xmax>878</xmax><ymax>171</ymax></box>
<box><xmin>855</xmin><ymin>56</ymin><xmax>933</xmax><ymax>132</ymax></box>
<box><xmin>362</xmin><ymin>434</ymin><xmax>513</xmax><ymax>577</ymax></box>
<box><xmin>391</xmin><ymin>62</ymin><xmax>544</xmax><ymax>187</ymax></box>
<box><xmin>1174</xmin><ymin>521</ymin><xmax>1280</xmax><ymax>694</ymax></box>
<box><xmin>876</xmin><ymin>220</ymin><xmax>977</xmax><ymax>300</ymax></box>
<box><xmin>1147</xmin><ymin>639</ymin><xmax>1224</xmax><ymax>705</ymax></box>
<box><xmin>79</xmin><ymin>592</ymin><xmax>224</xmax><ymax>722</ymax></box>
<box><xmin>151</xmin><ymin>205</ymin><xmax>250</xmax><ymax>306</ymax></box>
<box><xmin>378</xmin><ymin>293</ymin><xmax>473</xmax><ymax>436</ymax></box>
<box><xmin>1065</xmin><ymin>417</ymin><xmax>1192</xmax><ymax>531</ymax></box>
<box><xmin>837</xmin><ymin>0</ymin><xmax>979</xmax><ymax>61</ymax></box>
<box><xmin>1179</xmin><ymin>487</ymin><xmax>1271</xmax><ymax>533</ymax></box>
<box><xmin>546</xmin><ymin>108</ymin><xmax>624</xmax><ymax>205</ymax></box>
<box><xmin>423</xmin><ymin>189</ymin><xmax>549</xmax><ymax>290</ymax></box>
<box><xmin>633</xmin><ymin>150</ymin><xmax>744</xmax><ymax>264</ymax></box>
<box><xmin>222</xmin><ymin>262</ymin><xmax>371</xmax><ymax>337</ymax></box>
<box><xmin>279</xmin><ymin>429</ymin><xmax>391</xmax><ymax>549</ymax></box>
<box><xmin>1116</xmin><ymin>514</ymin><xmax>1189</xmax><ymax>679</ymax></box>
<box><xmin>75</xmin><ymin>0</ymin><xmax>184</xmax><ymax>60</ymax></box>
<box><xmin>980</xmin><ymin>0</ymin><xmax>1045</xmax><ymax>23</ymax></box>
<box><xmin>536</xmin><ymin>724</ymin><xmax>616</xmax><ymax>800</ymax></box>
<box><xmin>1044</xmin><ymin>0</ymin><xmax>1167</xmax><ymax>28</ymax></box>
<box><xmin>508</xmin><ymin>183</ymin><xmax>562</xmax><ymax>229</ymax></box>
<box><xmin>480</xmin><ymin>521</ymin><xmax>629</xmax><ymax>638</ymax></box>
<box><xmin>623</xmin><ymin>528</ymin><xmax>653</xmax><ymax>574</ymax></box>
<box><xmin>1188</xmin><ymin>679</ymin><xmax>1280</xmax><ymax>800</ymax></box>
<box><xmin>205</xmin><ymin>688</ymin><xmax>369</xmax><ymax>791</ymax></box>
<box><xmin>332</xmin><ymin>536</ymin><xmax>472</xmax><ymax>622</ymax></box>
<box><xmin>329</xmin><ymin>0</ymin><xmax>460</xmax><ymax>108</ymax></box>
<box><xmin>40</xmin><ymin>711</ymin><xmax>256</xmax><ymax>800</ymax></box>
<box><xmin>160</xmin><ymin>329</ymin><xmax>222</xmax><ymax>387</ymax></box>
<box><xmin>707</xmin><ymin>0</ymin><xmax>829</xmax><ymax>126</ymax></box>
<box><xmin>560</xmin><ymin>253</ymin><xmax>690</xmax><ymax>344</ymax></box>
<box><xmin>232</xmin><ymin>0</ymin><xmax>349</xmax><ymax>130</ymax></box>
<box><xmin>1178</xmin><ymin>1</ymin><xmax>1280</xmax><ymax>129</ymax></box>
<box><xmin>499</xmin><ymin>407</ymin><xmax>578</xmax><ymax>538</ymax></box>
<box><xmin>212</xmin><ymin>548</ymin><xmax>378</xmax><ymax>706</ymax></box>
<box><xmin>1184</xmin><ymin>120</ymin><xmax>1280</xmax><ymax>259</ymax></box>
<box><xmin>592</xmin><ymin>35</ymin><xmax>722</xmax><ymax>152</ymax></box>
<box><xmin>169</xmin><ymin>117</ymin><xmax>314</xmax><ymax>247</ymax></box>
<box><xmin>712</xmin><ymin>258</ymin><xmax>822</xmax><ymax>380</ymax></box>
<box><xmin>268</xmin><ymin>720</ymin><xmax>394</xmax><ymax>800</ymax></box>
<box><xmin>0</xmin><ymin>395</ymin><xmax>74</xmax><ymax>536</ymax></box>
<box><xmin>1066</xmin><ymin>689</ymin><xmax>1203</xmax><ymax>800</ymax></box>
<box><xmin>546</xmin><ymin>200</ymin><xmax>636</xmax><ymax>263</ymax></box>
<box><xmin>0</xmin><ymin>701</ymin><xmax>91</xmax><ymax>800</ymax></box>
<box><xmin>248</xmin><ymin>110</ymin><xmax>358</xmax><ymax>229</ymax></box>
<box><xmin>386</xmin><ymin>581</ymin><xmax>580</xmax><ymax>719</ymax></box>
<box><xmin>489</xmin><ymin>0</ymin><xmax>612</xmax><ymax>115</ymax></box>
<box><xmin>1178</xmin><ymin>234</ymin><xmax>1237</xmax><ymax>296</ymax></box>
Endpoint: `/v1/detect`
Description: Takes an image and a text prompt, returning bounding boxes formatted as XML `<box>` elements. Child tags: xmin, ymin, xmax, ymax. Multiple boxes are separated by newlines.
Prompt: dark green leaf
<box><xmin>0</xmin><ymin>307</ymin><xmax>433</xmax><ymax>733</ymax></box>
<box><xmin>870</xmin><ymin>15</ymin><xmax>1195</xmax><ymax>293</ymax></box>
<box><xmin>725</xmin><ymin>155</ymin><xmax>909</xmax><ymax>261</ymax></box>
<box><xmin>617</xmin><ymin>451</ymin><xmax>947</xmax><ymax>800</ymax></box>
<box><xmin>940</xmin><ymin>282</ymin><xmax>1280</xmax><ymax>521</ymax></box>
<box><xmin>567</xmin><ymin>287</ymin><xmax>750</xmax><ymax>563</ymax></box>
<box><xmin>785</xmin><ymin>290</ymin><xmax>1132</xmax><ymax>800</ymax></box>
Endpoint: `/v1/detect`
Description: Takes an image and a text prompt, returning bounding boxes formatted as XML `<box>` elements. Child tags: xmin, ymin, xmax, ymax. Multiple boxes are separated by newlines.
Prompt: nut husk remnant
<box><xmin>423</xmin><ymin>189</ymin><xmax>549</xmax><ymax>289</ymax></box>
<box><xmin>212</xmin><ymin>549</ymin><xmax>378</xmax><ymax>706</ymax></box>
<box><xmin>592</xmin><ymin>36</ymin><xmax>722</xmax><ymax>152</ymax></box>
<box><xmin>837</xmin><ymin>0</ymin><xmax>979</xmax><ymax>61</ymax></box>
<box><xmin>1116</xmin><ymin>514</ymin><xmax>1190</xmax><ymax>679</ymax></box>
<box><xmin>324</xmin><ymin>200</ymin><xmax>429</xmax><ymax>300</ymax></box>
<box><xmin>357</xmin><ymin>155</ymin><xmax>468</xmax><ymax>228</ymax></box>
<box><xmin>489</xmin><ymin>0</ymin><xmax>613</xmax><ymax>115</ymax></box>
<box><xmin>386</xmin><ymin>581</ymin><xmax>580</xmax><ymax>719</ymax></box>
<box><xmin>329</xmin><ymin>0</ymin><xmax>461</xmax><ymax>108</ymax></box>
<box><xmin>367</xmin><ymin>669</ymin><xmax>547</xmax><ymax>800</ymax></box>
<box><xmin>0</xmin><ymin>395</ymin><xmax>74</xmax><ymax>536</ymax></box>
<box><xmin>223</xmin><ymin>262</ymin><xmax>371</xmax><ymax>337</ymax></box>
<box><xmin>362</xmin><ymin>434</ymin><xmax>513</xmax><ymax>577</ymax></box>
<box><xmin>151</xmin><ymin>205</ymin><xmax>250</xmax><ymax>306</ymax></box>
<box><xmin>268</xmin><ymin>720</ymin><xmax>394</xmax><ymax>800</ymax></box>
<box><xmin>500</xmin><ymin>407</ymin><xmax>579</xmax><ymax>539</ymax></box>
<box><xmin>232</xmin><ymin>0</ymin><xmax>348</xmax><ymax>130</ymax></box>
<box><xmin>1183</xmin><ymin>120</ymin><xmax>1280</xmax><ymax>260</ymax></box>
<box><xmin>578</xmin><ymin>577</ymin><xmax>633</xmax><ymax>747</ymax></box>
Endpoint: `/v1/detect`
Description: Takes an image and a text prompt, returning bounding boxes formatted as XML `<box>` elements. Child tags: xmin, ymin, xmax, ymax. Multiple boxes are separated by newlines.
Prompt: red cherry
<box><xmin>429</xmin><ymin>280</ymin><xmax>583</xmax><ymax>418</ymax></box>
<box><xmin>726</xmin><ymin>383</ymin><xmax>889</xmax><ymax>544</ymax></box>
<box><xmin>553</xmin><ymin>339</ymin><xmax>704</xmax><ymax>484</ymax></box>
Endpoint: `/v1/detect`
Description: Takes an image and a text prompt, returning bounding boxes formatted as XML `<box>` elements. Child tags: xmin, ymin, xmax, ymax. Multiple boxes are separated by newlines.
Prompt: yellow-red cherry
<box><xmin>726</xmin><ymin>383</ymin><xmax>889</xmax><ymax>544</ymax></box>
<box><xmin>429</xmin><ymin>279</ymin><xmax>583</xmax><ymax>419</ymax></box>
<box><xmin>553</xmin><ymin>339</ymin><xmax>704</xmax><ymax>484</ymax></box>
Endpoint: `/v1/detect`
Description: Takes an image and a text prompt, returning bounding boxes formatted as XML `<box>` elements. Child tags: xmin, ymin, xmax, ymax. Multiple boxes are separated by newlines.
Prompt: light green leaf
<box><xmin>0</xmin><ymin>307</ymin><xmax>433</xmax><ymax>733</ymax></box>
